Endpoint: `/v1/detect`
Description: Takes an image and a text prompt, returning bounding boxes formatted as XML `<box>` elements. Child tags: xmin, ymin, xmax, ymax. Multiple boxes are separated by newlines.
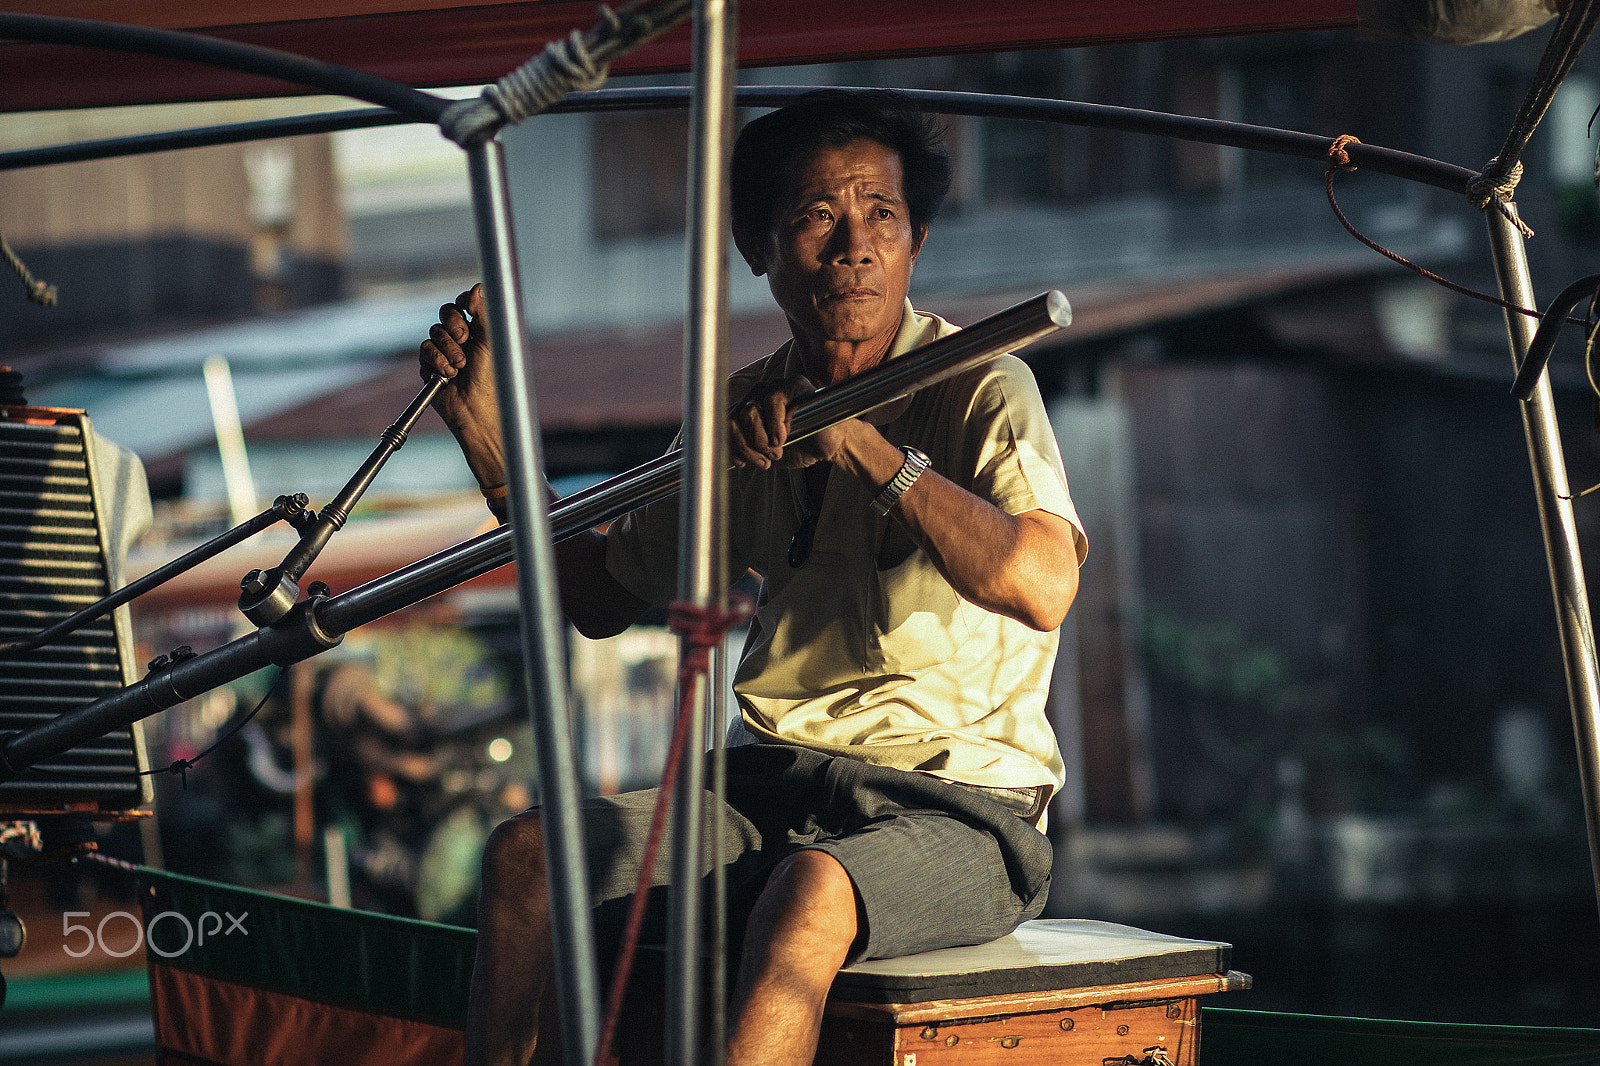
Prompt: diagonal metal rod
<box><xmin>321</xmin><ymin>290</ymin><xmax>1072</xmax><ymax>632</ymax></box>
<box><xmin>1484</xmin><ymin>208</ymin><xmax>1600</xmax><ymax>914</ymax></box>
<box><xmin>0</xmin><ymin>494</ymin><xmax>305</xmax><ymax>659</ymax></box>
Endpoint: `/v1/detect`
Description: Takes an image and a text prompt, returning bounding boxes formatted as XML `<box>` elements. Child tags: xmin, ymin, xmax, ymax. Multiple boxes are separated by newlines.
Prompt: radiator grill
<box><xmin>0</xmin><ymin>413</ymin><xmax>146</xmax><ymax>810</ymax></box>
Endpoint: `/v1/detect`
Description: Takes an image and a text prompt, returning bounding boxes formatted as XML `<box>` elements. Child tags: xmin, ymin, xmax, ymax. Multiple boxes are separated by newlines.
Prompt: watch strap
<box><xmin>870</xmin><ymin>446</ymin><xmax>931</xmax><ymax>516</ymax></box>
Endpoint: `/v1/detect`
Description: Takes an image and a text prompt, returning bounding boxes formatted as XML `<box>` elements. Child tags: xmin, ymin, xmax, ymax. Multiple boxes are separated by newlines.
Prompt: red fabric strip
<box><xmin>0</xmin><ymin>0</ymin><xmax>1359</xmax><ymax>112</ymax></box>
<box><xmin>149</xmin><ymin>962</ymin><xmax>465</xmax><ymax>1066</ymax></box>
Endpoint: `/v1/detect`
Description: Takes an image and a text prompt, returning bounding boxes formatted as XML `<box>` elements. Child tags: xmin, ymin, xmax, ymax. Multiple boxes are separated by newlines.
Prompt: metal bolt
<box><xmin>1117</xmin><ymin>1024</ymin><xmax>1130</xmax><ymax>1036</ymax></box>
<box><xmin>999</xmin><ymin>1036</ymin><xmax>1021</xmax><ymax>1049</ymax></box>
<box><xmin>146</xmin><ymin>654</ymin><xmax>169</xmax><ymax>672</ymax></box>
<box><xmin>241</xmin><ymin>569</ymin><xmax>269</xmax><ymax>596</ymax></box>
<box><xmin>920</xmin><ymin>1027</ymin><xmax>937</xmax><ymax>1041</ymax></box>
<box><xmin>1059</xmin><ymin>1017</ymin><xmax>1075</xmax><ymax>1031</ymax></box>
<box><xmin>1166</xmin><ymin>1004</ymin><xmax>1183</xmax><ymax>1020</ymax></box>
<box><xmin>944</xmin><ymin>1035</ymin><xmax>958</xmax><ymax>1047</ymax></box>
<box><xmin>307</xmin><ymin>581</ymin><xmax>330</xmax><ymax>598</ymax></box>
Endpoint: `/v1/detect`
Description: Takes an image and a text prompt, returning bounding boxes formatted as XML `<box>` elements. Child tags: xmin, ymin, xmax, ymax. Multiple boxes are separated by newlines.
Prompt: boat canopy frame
<box><xmin>0</xmin><ymin>9</ymin><xmax>1597</xmax><ymax>1066</ymax></box>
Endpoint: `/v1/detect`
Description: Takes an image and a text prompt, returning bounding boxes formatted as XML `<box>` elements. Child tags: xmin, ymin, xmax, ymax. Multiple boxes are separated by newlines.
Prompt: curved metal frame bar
<box><xmin>1510</xmin><ymin>274</ymin><xmax>1600</xmax><ymax>401</ymax></box>
<box><xmin>0</xmin><ymin>13</ymin><xmax>448</xmax><ymax>123</ymax></box>
<box><xmin>0</xmin><ymin>86</ymin><xmax>1479</xmax><ymax>196</ymax></box>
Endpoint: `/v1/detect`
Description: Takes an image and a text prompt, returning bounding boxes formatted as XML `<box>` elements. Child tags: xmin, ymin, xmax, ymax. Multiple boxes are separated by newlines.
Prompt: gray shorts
<box><xmin>578</xmin><ymin>744</ymin><xmax>1053</xmax><ymax>965</ymax></box>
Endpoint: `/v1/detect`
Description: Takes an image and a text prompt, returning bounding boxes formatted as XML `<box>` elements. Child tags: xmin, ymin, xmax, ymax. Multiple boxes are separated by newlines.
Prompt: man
<box><xmin>421</xmin><ymin>90</ymin><xmax>1087</xmax><ymax>1066</ymax></box>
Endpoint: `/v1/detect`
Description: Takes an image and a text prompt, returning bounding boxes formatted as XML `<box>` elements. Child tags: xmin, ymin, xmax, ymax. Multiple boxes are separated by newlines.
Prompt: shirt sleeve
<box><xmin>952</xmin><ymin>354</ymin><xmax>1088</xmax><ymax>565</ymax></box>
<box><xmin>603</xmin><ymin>485</ymin><xmax>682</xmax><ymax>607</ymax></box>
<box><xmin>604</xmin><ymin>357</ymin><xmax>774</xmax><ymax>605</ymax></box>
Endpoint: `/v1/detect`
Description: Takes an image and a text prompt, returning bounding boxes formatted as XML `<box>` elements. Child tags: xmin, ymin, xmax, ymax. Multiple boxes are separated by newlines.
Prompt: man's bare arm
<box><xmin>840</xmin><ymin>423</ymin><xmax>1077</xmax><ymax>631</ymax></box>
<box><xmin>731</xmin><ymin>386</ymin><xmax>1078</xmax><ymax>632</ymax></box>
<box><xmin>420</xmin><ymin>285</ymin><xmax>648</xmax><ymax>640</ymax></box>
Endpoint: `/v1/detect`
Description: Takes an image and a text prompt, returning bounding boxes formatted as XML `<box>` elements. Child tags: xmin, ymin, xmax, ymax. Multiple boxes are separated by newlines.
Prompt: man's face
<box><xmin>744</xmin><ymin>138</ymin><xmax>923</xmax><ymax>363</ymax></box>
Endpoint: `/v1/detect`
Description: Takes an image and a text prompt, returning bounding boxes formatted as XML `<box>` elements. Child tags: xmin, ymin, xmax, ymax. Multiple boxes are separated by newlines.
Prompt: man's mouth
<box><xmin>823</xmin><ymin>287</ymin><xmax>878</xmax><ymax>300</ymax></box>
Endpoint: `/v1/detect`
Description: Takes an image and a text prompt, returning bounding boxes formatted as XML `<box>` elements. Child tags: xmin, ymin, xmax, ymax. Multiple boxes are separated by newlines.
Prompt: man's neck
<box><xmin>793</xmin><ymin>329</ymin><xmax>899</xmax><ymax>387</ymax></box>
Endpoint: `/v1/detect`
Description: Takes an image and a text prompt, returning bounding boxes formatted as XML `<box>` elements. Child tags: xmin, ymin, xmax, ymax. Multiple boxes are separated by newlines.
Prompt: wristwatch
<box><xmin>870</xmin><ymin>446</ymin><xmax>931</xmax><ymax>516</ymax></box>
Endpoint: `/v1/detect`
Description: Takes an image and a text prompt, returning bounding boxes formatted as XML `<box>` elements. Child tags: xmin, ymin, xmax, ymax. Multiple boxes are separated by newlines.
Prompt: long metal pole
<box><xmin>1484</xmin><ymin>207</ymin><xmax>1600</xmax><ymax>911</ymax></box>
<box><xmin>669</xmin><ymin>2</ymin><xmax>737</xmax><ymax>1063</ymax></box>
<box><xmin>0</xmin><ymin>293</ymin><xmax>1070</xmax><ymax>778</ymax></box>
<box><xmin>466</xmin><ymin>138</ymin><xmax>600</xmax><ymax>1066</ymax></box>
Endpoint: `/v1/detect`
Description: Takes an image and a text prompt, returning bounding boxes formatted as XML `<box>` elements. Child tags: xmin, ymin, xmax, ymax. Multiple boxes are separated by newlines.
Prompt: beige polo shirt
<box><xmin>606</xmin><ymin>302</ymin><xmax>1087</xmax><ymax>791</ymax></box>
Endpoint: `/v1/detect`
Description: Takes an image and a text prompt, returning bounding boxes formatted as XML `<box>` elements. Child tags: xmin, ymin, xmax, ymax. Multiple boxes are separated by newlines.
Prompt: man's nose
<box><xmin>828</xmin><ymin>213</ymin><xmax>873</xmax><ymax>264</ymax></box>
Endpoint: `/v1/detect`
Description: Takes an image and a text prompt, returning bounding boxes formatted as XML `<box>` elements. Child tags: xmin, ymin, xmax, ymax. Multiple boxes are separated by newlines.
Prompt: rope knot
<box><xmin>1328</xmin><ymin>134</ymin><xmax>1361</xmax><ymax>172</ymax></box>
<box><xmin>1466</xmin><ymin>157</ymin><xmax>1535</xmax><ymax>238</ymax></box>
<box><xmin>439</xmin><ymin>5</ymin><xmax>620</xmax><ymax>146</ymax></box>
<box><xmin>667</xmin><ymin>595</ymin><xmax>754</xmax><ymax>680</ymax></box>
<box><xmin>1467</xmin><ymin>156</ymin><xmax>1524</xmax><ymax>209</ymax></box>
<box><xmin>166</xmin><ymin>757</ymin><xmax>194</xmax><ymax>789</ymax></box>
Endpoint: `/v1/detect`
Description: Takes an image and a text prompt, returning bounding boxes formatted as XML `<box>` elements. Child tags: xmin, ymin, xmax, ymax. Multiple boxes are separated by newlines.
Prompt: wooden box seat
<box><xmin>817</xmin><ymin>919</ymin><xmax>1251</xmax><ymax>1065</ymax></box>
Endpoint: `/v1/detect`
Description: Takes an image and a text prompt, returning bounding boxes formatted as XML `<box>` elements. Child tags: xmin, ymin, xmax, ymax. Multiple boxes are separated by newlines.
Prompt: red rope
<box><xmin>592</xmin><ymin>596</ymin><xmax>752</xmax><ymax>1066</ymax></box>
<box><xmin>1323</xmin><ymin>135</ymin><xmax>1588</xmax><ymax>330</ymax></box>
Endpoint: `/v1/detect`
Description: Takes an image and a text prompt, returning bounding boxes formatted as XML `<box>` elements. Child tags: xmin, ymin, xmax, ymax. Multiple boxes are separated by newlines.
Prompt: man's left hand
<box><xmin>730</xmin><ymin>376</ymin><xmax>854</xmax><ymax>470</ymax></box>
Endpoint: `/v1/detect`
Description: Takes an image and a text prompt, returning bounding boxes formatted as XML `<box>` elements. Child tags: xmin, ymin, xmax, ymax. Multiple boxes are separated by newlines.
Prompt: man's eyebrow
<box><xmin>786</xmin><ymin>186</ymin><xmax>904</xmax><ymax>214</ymax></box>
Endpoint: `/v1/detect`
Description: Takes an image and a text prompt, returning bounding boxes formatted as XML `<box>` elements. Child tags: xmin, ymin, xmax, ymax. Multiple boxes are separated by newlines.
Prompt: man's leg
<box><xmin>726</xmin><ymin>849</ymin><xmax>862</xmax><ymax>1066</ymax></box>
<box><xmin>467</xmin><ymin>809</ymin><xmax>555</xmax><ymax>1066</ymax></box>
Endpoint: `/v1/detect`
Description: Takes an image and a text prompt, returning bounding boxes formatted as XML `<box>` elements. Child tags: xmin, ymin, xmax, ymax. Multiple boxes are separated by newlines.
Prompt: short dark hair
<box><xmin>730</xmin><ymin>89</ymin><xmax>952</xmax><ymax>249</ymax></box>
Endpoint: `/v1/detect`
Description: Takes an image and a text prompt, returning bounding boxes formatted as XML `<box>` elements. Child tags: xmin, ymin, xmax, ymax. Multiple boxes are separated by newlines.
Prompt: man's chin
<box><xmin>813</xmin><ymin>313</ymin><xmax>896</xmax><ymax>346</ymax></box>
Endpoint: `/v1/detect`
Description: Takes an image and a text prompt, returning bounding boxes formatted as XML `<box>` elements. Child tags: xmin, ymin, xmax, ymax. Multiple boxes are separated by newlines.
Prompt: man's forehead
<box><xmin>781</xmin><ymin>139</ymin><xmax>907</xmax><ymax>202</ymax></box>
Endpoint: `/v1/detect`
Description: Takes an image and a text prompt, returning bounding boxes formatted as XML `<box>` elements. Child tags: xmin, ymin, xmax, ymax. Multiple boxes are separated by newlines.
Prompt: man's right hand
<box><xmin>421</xmin><ymin>283</ymin><xmax>649</xmax><ymax>637</ymax></box>
<box><xmin>420</xmin><ymin>283</ymin><xmax>506</xmax><ymax>488</ymax></box>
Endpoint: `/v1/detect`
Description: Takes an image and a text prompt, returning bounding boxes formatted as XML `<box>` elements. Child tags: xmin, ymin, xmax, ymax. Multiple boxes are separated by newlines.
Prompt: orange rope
<box><xmin>593</xmin><ymin>595</ymin><xmax>753</xmax><ymax>1066</ymax></box>
<box><xmin>1323</xmin><ymin>136</ymin><xmax>1587</xmax><ymax>329</ymax></box>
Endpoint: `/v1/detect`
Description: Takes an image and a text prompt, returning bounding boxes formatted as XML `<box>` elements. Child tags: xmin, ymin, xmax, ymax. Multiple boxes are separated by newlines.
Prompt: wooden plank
<box><xmin>887</xmin><ymin>996</ymin><xmax>1200</xmax><ymax>1065</ymax></box>
<box><xmin>826</xmin><ymin>970</ymin><xmax>1251</xmax><ymax>1026</ymax></box>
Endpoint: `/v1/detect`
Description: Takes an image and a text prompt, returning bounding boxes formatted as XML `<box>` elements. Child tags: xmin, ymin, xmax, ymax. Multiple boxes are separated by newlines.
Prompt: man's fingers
<box><xmin>731</xmin><ymin>403</ymin><xmax>772</xmax><ymax>469</ymax></box>
<box><xmin>420</xmin><ymin>340</ymin><xmax>455</xmax><ymax>380</ymax></box>
<box><xmin>762</xmin><ymin>390</ymin><xmax>789</xmax><ymax>454</ymax></box>
<box><xmin>729</xmin><ymin>383</ymin><xmax>806</xmax><ymax>469</ymax></box>
<box><xmin>438</xmin><ymin>303</ymin><xmax>470</xmax><ymax>345</ymax></box>
<box><xmin>429</xmin><ymin>324</ymin><xmax>468</xmax><ymax>367</ymax></box>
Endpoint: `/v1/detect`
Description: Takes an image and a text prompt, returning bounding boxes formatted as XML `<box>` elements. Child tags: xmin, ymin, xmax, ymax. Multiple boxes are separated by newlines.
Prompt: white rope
<box><xmin>440</xmin><ymin>7</ymin><xmax>620</xmax><ymax>146</ymax></box>
<box><xmin>1466</xmin><ymin>0</ymin><xmax>1600</xmax><ymax>236</ymax></box>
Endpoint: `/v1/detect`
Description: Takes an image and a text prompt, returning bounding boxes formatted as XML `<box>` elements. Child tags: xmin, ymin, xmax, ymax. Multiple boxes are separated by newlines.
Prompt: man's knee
<box><xmin>481</xmin><ymin>810</ymin><xmax>546</xmax><ymax>892</ymax></box>
<box><xmin>748</xmin><ymin>850</ymin><xmax>861</xmax><ymax>953</ymax></box>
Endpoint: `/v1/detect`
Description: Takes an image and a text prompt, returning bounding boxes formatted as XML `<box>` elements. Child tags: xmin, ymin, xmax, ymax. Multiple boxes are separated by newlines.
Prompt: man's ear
<box><xmin>733</xmin><ymin>226</ymin><xmax>768</xmax><ymax>277</ymax></box>
<box><xmin>910</xmin><ymin>223</ymin><xmax>928</xmax><ymax>265</ymax></box>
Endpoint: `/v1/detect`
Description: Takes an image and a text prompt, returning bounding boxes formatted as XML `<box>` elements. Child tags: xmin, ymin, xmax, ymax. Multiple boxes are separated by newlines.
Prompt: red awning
<box><xmin>0</xmin><ymin>0</ymin><xmax>1358</xmax><ymax>113</ymax></box>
